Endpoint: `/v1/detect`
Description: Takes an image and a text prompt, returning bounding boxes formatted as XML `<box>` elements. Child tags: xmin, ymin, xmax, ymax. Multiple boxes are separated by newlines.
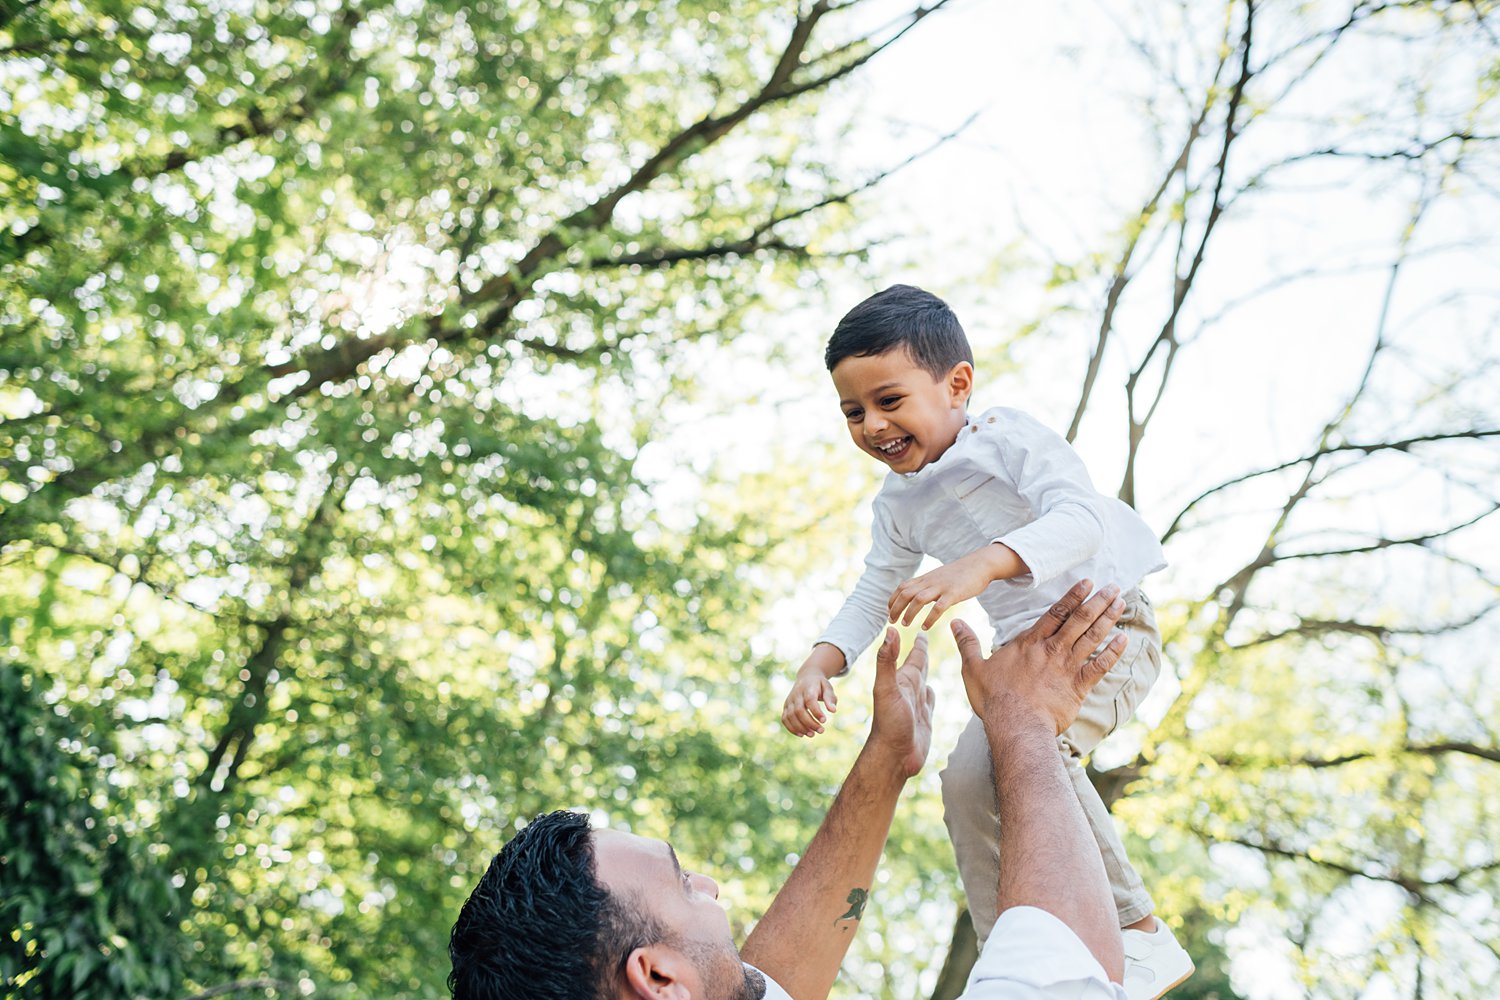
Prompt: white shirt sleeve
<box><xmin>960</xmin><ymin>907</ymin><xmax>1128</xmax><ymax>1000</ymax></box>
<box><xmin>814</xmin><ymin>495</ymin><xmax>924</xmax><ymax>670</ymax></box>
<box><xmin>981</xmin><ymin>411</ymin><xmax>1108</xmax><ymax>591</ymax></box>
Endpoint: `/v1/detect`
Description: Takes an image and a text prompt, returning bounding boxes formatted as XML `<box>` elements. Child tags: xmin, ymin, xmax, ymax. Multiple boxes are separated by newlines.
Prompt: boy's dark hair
<box><xmin>825</xmin><ymin>284</ymin><xmax>973</xmax><ymax>378</ymax></box>
<box><xmin>448</xmin><ymin>810</ymin><xmax>664</xmax><ymax>1000</ymax></box>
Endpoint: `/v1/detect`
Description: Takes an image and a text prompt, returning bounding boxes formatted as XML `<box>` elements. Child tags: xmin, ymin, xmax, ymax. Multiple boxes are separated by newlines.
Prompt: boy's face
<box><xmin>831</xmin><ymin>348</ymin><xmax>973</xmax><ymax>474</ymax></box>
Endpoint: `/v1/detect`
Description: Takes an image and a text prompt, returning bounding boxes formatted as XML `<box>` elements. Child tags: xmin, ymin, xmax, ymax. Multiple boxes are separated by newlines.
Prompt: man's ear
<box><xmin>947</xmin><ymin>361</ymin><xmax>975</xmax><ymax>406</ymax></box>
<box><xmin>620</xmin><ymin>944</ymin><xmax>693</xmax><ymax>1000</ymax></box>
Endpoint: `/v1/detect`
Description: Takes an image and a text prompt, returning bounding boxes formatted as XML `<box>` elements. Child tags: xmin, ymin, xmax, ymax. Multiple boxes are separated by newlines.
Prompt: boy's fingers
<box><xmin>823</xmin><ymin>681</ymin><xmax>838</xmax><ymax>710</ymax></box>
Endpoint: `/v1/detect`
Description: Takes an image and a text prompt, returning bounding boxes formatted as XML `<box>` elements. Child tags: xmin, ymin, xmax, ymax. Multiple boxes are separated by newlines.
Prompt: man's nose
<box><xmin>688</xmin><ymin>872</ymin><xmax>719</xmax><ymax>899</ymax></box>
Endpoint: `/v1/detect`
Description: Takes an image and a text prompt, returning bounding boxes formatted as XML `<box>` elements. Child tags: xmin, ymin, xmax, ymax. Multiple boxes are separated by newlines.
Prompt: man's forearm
<box><xmin>740</xmin><ymin>742</ymin><xmax>906</xmax><ymax>1000</ymax></box>
<box><xmin>988</xmin><ymin>711</ymin><xmax>1124</xmax><ymax>982</ymax></box>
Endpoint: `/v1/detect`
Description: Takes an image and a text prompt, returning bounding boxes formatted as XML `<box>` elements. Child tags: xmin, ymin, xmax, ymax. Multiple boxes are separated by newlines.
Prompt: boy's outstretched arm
<box><xmin>889</xmin><ymin>541</ymin><xmax>1030</xmax><ymax>630</ymax></box>
<box><xmin>783</xmin><ymin>643</ymin><xmax>846</xmax><ymax>736</ymax></box>
<box><xmin>743</xmin><ymin>629</ymin><xmax>934</xmax><ymax>1000</ymax></box>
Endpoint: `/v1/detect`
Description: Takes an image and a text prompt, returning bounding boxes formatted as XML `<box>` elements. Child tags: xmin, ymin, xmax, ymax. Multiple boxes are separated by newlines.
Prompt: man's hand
<box><xmin>888</xmin><ymin>542</ymin><xmax>1027</xmax><ymax>630</ymax></box>
<box><xmin>868</xmin><ymin>628</ymin><xmax>936</xmax><ymax>778</ymax></box>
<box><xmin>952</xmin><ymin>579</ymin><xmax>1127</xmax><ymax>736</ymax></box>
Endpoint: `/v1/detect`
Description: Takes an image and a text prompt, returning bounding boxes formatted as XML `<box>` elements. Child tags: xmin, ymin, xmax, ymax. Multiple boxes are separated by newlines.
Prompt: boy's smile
<box><xmin>831</xmin><ymin>349</ymin><xmax>973</xmax><ymax>474</ymax></box>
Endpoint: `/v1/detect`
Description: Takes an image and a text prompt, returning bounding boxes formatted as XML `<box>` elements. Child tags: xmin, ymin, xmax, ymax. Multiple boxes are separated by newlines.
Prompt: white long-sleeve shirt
<box><xmin>816</xmin><ymin>407</ymin><xmax>1165</xmax><ymax>666</ymax></box>
<box><xmin>749</xmin><ymin>906</ymin><xmax>1127</xmax><ymax>999</ymax></box>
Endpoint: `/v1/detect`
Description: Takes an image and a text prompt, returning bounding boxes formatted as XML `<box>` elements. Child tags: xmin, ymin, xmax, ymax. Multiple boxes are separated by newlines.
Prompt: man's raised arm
<box><xmin>953</xmin><ymin>580</ymin><xmax>1129</xmax><ymax>984</ymax></box>
<box><xmin>740</xmin><ymin>628</ymin><xmax>935</xmax><ymax>1000</ymax></box>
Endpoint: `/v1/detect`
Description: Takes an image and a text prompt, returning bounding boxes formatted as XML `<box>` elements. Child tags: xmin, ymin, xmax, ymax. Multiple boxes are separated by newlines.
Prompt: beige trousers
<box><xmin>939</xmin><ymin>588</ymin><xmax>1161</xmax><ymax>943</ymax></box>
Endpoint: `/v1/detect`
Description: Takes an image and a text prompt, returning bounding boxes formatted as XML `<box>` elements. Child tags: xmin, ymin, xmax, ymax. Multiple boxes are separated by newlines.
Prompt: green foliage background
<box><xmin>3</xmin><ymin>1</ymin><xmax>1498</xmax><ymax>998</ymax></box>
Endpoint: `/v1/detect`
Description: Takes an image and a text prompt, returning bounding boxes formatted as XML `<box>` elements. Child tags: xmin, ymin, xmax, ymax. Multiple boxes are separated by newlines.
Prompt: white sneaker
<box><xmin>1122</xmin><ymin>919</ymin><xmax>1195</xmax><ymax>999</ymax></box>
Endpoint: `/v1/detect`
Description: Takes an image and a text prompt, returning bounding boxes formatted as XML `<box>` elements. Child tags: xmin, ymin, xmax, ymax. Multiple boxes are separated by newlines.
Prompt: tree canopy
<box><xmin>3</xmin><ymin>1</ymin><xmax>1498</xmax><ymax>998</ymax></box>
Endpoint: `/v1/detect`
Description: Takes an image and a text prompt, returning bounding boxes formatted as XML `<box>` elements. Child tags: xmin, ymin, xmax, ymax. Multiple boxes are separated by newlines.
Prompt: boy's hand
<box><xmin>889</xmin><ymin>542</ymin><xmax>1027</xmax><ymax>630</ymax></box>
<box><xmin>783</xmin><ymin>671</ymin><xmax>838</xmax><ymax>737</ymax></box>
<box><xmin>783</xmin><ymin>644</ymin><xmax>846</xmax><ymax>737</ymax></box>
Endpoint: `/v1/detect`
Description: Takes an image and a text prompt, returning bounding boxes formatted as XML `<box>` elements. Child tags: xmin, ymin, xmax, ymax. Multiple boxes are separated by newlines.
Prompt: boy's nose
<box><xmin>865</xmin><ymin>411</ymin><xmax>889</xmax><ymax>434</ymax></box>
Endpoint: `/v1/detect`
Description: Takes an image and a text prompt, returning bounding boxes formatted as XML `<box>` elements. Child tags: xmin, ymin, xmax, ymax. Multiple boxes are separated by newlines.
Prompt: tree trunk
<box><xmin>929</xmin><ymin>907</ymin><xmax>980</xmax><ymax>1000</ymax></box>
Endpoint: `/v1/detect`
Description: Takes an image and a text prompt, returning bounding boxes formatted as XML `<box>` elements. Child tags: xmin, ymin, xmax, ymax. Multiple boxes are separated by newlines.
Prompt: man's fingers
<box><xmin>951</xmin><ymin>619</ymin><xmax>984</xmax><ymax>670</ymax></box>
<box><xmin>1074</xmin><ymin>595</ymin><xmax>1124</xmax><ymax>657</ymax></box>
<box><xmin>1041</xmin><ymin>579</ymin><xmax>1092</xmax><ymax>636</ymax></box>
<box><xmin>903</xmin><ymin>631</ymin><xmax>930</xmax><ymax>677</ymax></box>
<box><xmin>1057</xmin><ymin>583</ymin><xmax>1119</xmax><ymax>649</ymax></box>
<box><xmin>1079</xmin><ymin>633</ymin><xmax>1127</xmax><ymax>695</ymax></box>
<box><xmin>874</xmin><ymin>626</ymin><xmax>899</xmax><ymax>680</ymax></box>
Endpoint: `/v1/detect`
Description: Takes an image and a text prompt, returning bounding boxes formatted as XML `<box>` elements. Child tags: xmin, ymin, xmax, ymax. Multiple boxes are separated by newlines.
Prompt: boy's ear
<box><xmin>621</xmin><ymin>944</ymin><xmax>692</xmax><ymax>1000</ymax></box>
<box><xmin>947</xmin><ymin>361</ymin><xmax>974</xmax><ymax>406</ymax></box>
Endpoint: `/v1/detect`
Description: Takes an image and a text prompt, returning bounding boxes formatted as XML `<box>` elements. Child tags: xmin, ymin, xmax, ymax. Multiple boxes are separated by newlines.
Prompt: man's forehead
<box><xmin>592</xmin><ymin>829</ymin><xmax>676</xmax><ymax>892</ymax></box>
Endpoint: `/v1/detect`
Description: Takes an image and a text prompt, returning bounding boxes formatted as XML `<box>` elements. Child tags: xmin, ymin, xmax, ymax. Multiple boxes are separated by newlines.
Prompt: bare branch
<box><xmin>1232</xmin><ymin>601</ymin><xmax>1500</xmax><ymax>648</ymax></box>
<box><xmin>1212</xmin><ymin>740</ymin><xmax>1500</xmax><ymax>770</ymax></box>
<box><xmin>1162</xmin><ymin>429</ymin><xmax>1500</xmax><ymax>542</ymax></box>
<box><xmin>590</xmin><ymin>111</ymin><xmax>977</xmax><ymax>270</ymax></box>
<box><xmin>1193</xmin><ymin>826</ymin><xmax>1500</xmax><ymax>898</ymax></box>
<box><xmin>1118</xmin><ymin>0</ymin><xmax>1257</xmax><ymax>506</ymax></box>
<box><xmin>1064</xmin><ymin>94</ymin><xmax>1216</xmax><ymax>443</ymax></box>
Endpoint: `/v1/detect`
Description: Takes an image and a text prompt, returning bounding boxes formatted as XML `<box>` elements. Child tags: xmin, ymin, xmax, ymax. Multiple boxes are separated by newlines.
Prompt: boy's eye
<box><xmin>844</xmin><ymin>408</ymin><xmax>863</xmax><ymax>421</ymax></box>
<box><xmin>879</xmin><ymin>395</ymin><xmax>902</xmax><ymax>408</ymax></box>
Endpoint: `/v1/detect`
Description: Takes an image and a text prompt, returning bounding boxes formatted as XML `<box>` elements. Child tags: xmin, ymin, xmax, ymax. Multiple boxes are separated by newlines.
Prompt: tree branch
<box><xmin>1118</xmin><ymin>0</ymin><xmax>1256</xmax><ymax>506</ymax></box>
<box><xmin>1163</xmin><ymin>432</ymin><xmax>1500</xmax><ymax>542</ymax></box>
<box><xmin>1232</xmin><ymin>601</ymin><xmax>1500</xmax><ymax>648</ymax></box>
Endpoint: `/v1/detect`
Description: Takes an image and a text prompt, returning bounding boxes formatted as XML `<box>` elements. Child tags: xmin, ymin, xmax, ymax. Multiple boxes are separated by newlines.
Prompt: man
<box><xmin>450</xmin><ymin>581</ymin><xmax>1135</xmax><ymax>999</ymax></box>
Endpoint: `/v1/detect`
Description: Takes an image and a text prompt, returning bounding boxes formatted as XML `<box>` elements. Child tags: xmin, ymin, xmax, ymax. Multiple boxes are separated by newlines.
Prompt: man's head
<box><xmin>449</xmin><ymin>810</ymin><xmax>766</xmax><ymax>1000</ymax></box>
<box><xmin>826</xmin><ymin>285</ymin><xmax>975</xmax><ymax>474</ymax></box>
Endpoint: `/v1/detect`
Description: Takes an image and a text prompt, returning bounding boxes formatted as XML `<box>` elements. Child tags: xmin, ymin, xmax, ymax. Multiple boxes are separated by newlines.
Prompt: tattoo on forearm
<box><xmin>838</xmin><ymin>888</ymin><xmax>869</xmax><ymax>922</ymax></box>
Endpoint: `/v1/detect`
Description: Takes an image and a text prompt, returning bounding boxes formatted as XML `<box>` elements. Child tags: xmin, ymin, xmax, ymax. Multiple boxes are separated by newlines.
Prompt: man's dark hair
<box><xmin>825</xmin><ymin>284</ymin><xmax>973</xmax><ymax>378</ymax></box>
<box><xmin>448</xmin><ymin>810</ymin><xmax>663</xmax><ymax>1000</ymax></box>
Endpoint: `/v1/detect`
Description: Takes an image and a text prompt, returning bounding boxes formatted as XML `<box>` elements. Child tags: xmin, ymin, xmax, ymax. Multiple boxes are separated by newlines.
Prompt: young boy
<box><xmin>782</xmin><ymin>285</ymin><xmax>1193</xmax><ymax>999</ymax></box>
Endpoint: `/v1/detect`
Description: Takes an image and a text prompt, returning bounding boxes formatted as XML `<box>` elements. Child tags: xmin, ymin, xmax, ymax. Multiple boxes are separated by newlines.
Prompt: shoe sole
<box><xmin>1146</xmin><ymin>961</ymin><xmax>1196</xmax><ymax>999</ymax></box>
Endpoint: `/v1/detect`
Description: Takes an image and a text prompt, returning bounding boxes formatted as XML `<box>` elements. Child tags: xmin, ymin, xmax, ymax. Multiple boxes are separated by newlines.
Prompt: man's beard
<box><xmin>673</xmin><ymin>933</ymin><xmax>766</xmax><ymax>1000</ymax></box>
<box><xmin>734</xmin><ymin>964</ymin><xmax>767</xmax><ymax>1000</ymax></box>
